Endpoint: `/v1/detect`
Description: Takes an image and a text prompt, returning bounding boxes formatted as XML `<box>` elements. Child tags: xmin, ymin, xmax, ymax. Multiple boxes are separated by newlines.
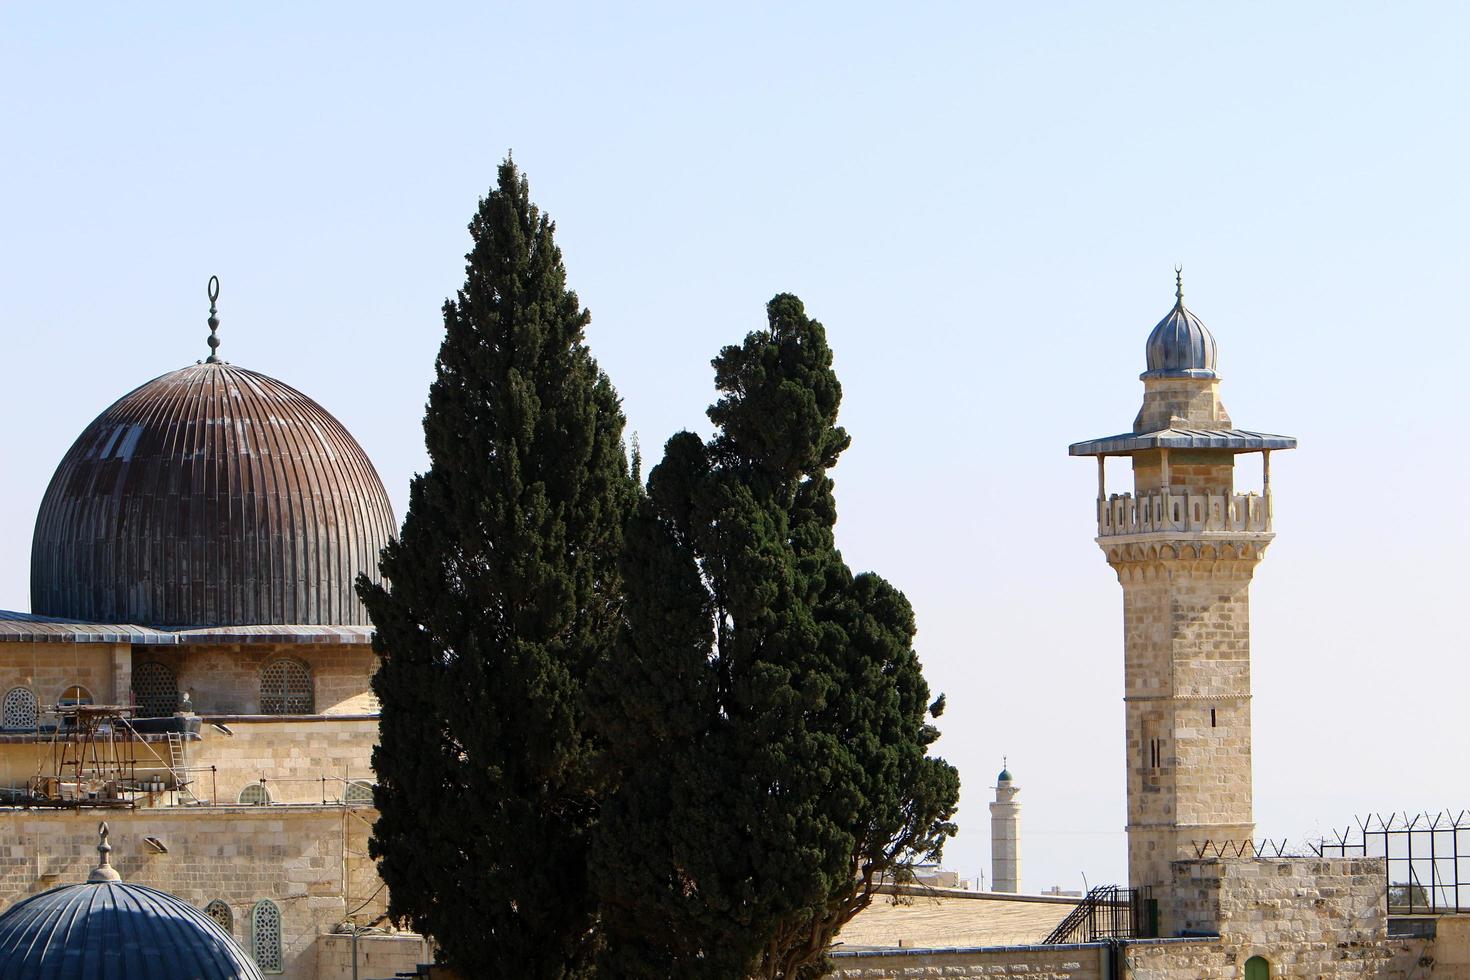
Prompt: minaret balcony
<box><xmin>1097</xmin><ymin>490</ymin><xmax>1271</xmax><ymax>539</ymax></box>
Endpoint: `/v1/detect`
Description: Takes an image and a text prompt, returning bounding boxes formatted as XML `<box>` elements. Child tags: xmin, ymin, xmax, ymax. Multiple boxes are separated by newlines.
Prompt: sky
<box><xmin>2</xmin><ymin>3</ymin><xmax>1467</xmax><ymax>894</ymax></box>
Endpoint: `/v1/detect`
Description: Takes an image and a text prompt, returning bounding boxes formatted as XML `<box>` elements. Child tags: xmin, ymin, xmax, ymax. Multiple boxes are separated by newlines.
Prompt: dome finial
<box><xmin>88</xmin><ymin>821</ymin><xmax>121</xmax><ymax>882</ymax></box>
<box><xmin>1174</xmin><ymin>264</ymin><xmax>1184</xmax><ymax>304</ymax></box>
<box><xmin>205</xmin><ymin>276</ymin><xmax>222</xmax><ymax>364</ymax></box>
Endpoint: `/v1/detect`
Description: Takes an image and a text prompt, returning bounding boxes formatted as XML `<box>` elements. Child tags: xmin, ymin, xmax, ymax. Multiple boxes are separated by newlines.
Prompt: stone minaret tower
<box><xmin>1069</xmin><ymin>273</ymin><xmax>1294</xmax><ymax>929</ymax></box>
<box><xmin>989</xmin><ymin>762</ymin><xmax>1021</xmax><ymax>893</ymax></box>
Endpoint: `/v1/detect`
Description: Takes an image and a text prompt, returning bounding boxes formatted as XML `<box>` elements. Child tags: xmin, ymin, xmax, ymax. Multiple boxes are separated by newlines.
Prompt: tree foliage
<box><xmin>358</xmin><ymin>158</ymin><xmax>634</xmax><ymax>978</ymax></box>
<box><xmin>589</xmin><ymin>294</ymin><xmax>960</xmax><ymax>979</ymax></box>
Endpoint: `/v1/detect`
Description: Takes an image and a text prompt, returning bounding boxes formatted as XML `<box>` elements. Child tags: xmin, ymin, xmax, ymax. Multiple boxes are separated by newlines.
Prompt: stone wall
<box><xmin>0</xmin><ymin>806</ymin><xmax>393</xmax><ymax>980</ymax></box>
<box><xmin>1115</xmin><ymin>554</ymin><xmax>1258</xmax><ymax>924</ymax></box>
<box><xmin>1123</xmin><ymin>934</ymin><xmax>1433</xmax><ymax>979</ymax></box>
<box><xmin>0</xmin><ymin>640</ymin><xmax>376</xmax><ymax>723</ymax></box>
<box><xmin>157</xmin><ymin>642</ymin><xmax>378</xmax><ymax>716</ymax></box>
<box><xmin>1125</xmin><ymin>856</ymin><xmax>1437</xmax><ymax>978</ymax></box>
<box><xmin>0</xmin><ymin>641</ymin><xmax>127</xmax><ymax>711</ymax></box>
<box><xmin>189</xmin><ymin>717</ymin><xmax>378</xmax><ymax>805</ymax></box>
<box><xmin>1133</xmin><ymin>376</ymin><xmax>1230</xmax><ymax>432</ymax></box>
<box><xmin>316</xmin><ymin>932</ymin><xmax>428</xmax><ymax>980</ymax></box>
<box><xmin>1434</xmin><ymin>916</ymin><xmax>1470</xmax><ymax>979</ymax></box>
<box><xmin>827</xmin><ymin>943</ymin><xmax>1104</xmax><ymax>979</ymax></box>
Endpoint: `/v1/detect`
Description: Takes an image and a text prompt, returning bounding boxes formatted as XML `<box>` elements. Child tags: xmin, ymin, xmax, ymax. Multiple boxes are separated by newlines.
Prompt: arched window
<box><xmin>2</xmin><ymin>688</ymin><xmax>37</xmax><ymax>730</ymax></box>
<box><xmin>204</xmin><ymin>899</ymin><xmax>233</xmax><ymax>935</ymax></box>
<box><xmin>132</xmin><ymin>662</ymin><xmax>179</xmax><ymax>717</ymax></box>
<box><xmin>259</xmin><ymin>659</ymin><xmax>313</xmax><ymax>714</ymax></box>
<box><xmin>1245</xmin><ymin>955</ymin><xmax>1271</xmax><ymax>980</ymax></box>
<box><xmin>251</xmin><ymin>899</ymin><xmax>283</xmax><ymax>973</ymax></box>
<box><xmin>344</xmin><ymin>780</ymin><xmax>375</xmax><ymax>805</ymax></box>
<box><xmin>58</xmin><ymin>685</ymin><xmax>93</xmax><ymax>708</ymax></box>
<box><xmin>238</xmin><ymin>782</ymin><xmax>272</xmax><ymax>805</ymax></box>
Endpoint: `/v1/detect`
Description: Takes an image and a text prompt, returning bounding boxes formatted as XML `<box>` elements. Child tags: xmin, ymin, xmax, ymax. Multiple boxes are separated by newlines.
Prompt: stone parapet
<box><xmin>827</xmin><ymin>942</ymin><xmax>1104</xmax><ymax>979</ymax></box>
<box><xmin>1098</xmin><ymin>489</ymin><xmax>1270</xmax><ymax>539</ymax></box>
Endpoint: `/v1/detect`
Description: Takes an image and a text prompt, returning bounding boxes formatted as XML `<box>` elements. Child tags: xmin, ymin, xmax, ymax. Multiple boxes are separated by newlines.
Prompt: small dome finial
<box><xmin>1174</xmin><ymin>264</ymin><xmax>1184</xmax><ymax>304</ymax></box>
<box><xmin>88</xmin><ymin>821</ymin><xmax>121</xmax><ymax>882</ymax></box>
<box><xmin>205</xmin><ymin>276</ymin><xmax>222</xmax><ymax>364</ymax></box>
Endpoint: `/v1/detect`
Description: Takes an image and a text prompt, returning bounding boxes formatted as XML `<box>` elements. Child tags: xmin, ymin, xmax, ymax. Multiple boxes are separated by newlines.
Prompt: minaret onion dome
<box><xmin>1142</xmin><ymin>267</ymin><xmax>1219</xmax><ymax>379</ymax></box>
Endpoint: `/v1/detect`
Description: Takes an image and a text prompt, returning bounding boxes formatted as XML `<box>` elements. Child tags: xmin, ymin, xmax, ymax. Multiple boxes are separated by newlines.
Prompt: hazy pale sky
<box><xmin>2</xmin><ymin>3</ymin><xmax>1467</xmax><ymax>893</ymax></box>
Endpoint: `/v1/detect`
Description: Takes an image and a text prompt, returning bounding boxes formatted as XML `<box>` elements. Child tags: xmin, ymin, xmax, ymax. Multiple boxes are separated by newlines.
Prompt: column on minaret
<box><xmin>989</xmin><ymin>762</ymin><xmax>1021</xmax><ymax>893</ymax></box>
<box><xmin>1068</xmin><ymin>272</ymin><xmax>1295</xmax><ymax>935</ymax></box>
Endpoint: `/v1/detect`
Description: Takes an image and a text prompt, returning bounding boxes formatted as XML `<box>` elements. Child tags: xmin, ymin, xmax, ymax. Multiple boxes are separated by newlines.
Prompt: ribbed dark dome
<box><xmin>0</xmin><ymin>881</ymin><xmax>263</xmax><ymax>980</ymax></box>
<box><xmin>31</xmin><ymin>362</ymin><xmax>396</xmax><ymax>628</ymax></box>
<box><xmin>1143</xmin><ymin>293</ymin><xmax>1218</xmax><ymax>380</ymax></box>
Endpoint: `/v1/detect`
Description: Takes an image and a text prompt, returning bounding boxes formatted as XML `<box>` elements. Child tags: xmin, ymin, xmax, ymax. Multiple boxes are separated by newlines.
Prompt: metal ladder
<box><xmin>165</xmin><ymin>732</ymin><xmax>196</xmax><ymax>804</ymax></box>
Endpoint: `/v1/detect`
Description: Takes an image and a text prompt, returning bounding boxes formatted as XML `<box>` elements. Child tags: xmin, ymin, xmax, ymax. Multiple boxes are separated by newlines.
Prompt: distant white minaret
<box><xmin>989</xmin><ymin>760</ymin><xmax>1021</xmax><ymax>893</ymax></box>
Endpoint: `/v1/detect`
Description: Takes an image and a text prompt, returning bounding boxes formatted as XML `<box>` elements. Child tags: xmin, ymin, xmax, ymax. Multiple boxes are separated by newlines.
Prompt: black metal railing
<box><xmin>1313</xmin><ymin>811</ymin><xmax>1469</xmax><ymax>915</ymax></box>
<box><xmin>1043</xmin><ymin>885</ymin><xmax>1155</xmax><ymax>944</ymax></box>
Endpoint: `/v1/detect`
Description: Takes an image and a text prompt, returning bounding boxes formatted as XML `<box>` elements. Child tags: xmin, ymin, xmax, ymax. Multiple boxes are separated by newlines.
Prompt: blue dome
<box><xmin>1143</xmin><ymin>278</ymin><xmax>1218</xmax><ymax>380</ymax></box>
<box><xmin>0</xmin><ymin>881</ymin><xmax>262</xmax><ymax>980</ymax></box>
<box><xmin>998</xmin><ymin>768</ymin><xmax>1013</xmax><ymax>782</ymax></box>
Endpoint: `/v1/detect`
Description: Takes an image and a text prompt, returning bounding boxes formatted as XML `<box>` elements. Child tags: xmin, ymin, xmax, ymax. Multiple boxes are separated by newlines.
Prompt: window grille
<box><xmin>238</xmin><ymin>782</ymin><xmax>271</xmax><ymax>805</ymax></box>
<box><xmin>205</xmin><ymin>899</ymin><xmax>233</xmax><ymax>935</ymax></box>
<box><xmin>344</xmin><ymin>780</ymin><xmax>375</xmax><ymax>805</ymax></box>
<box><xmin>132</xmin><ymin>662</ymin><xmax>179</xmax><ymax>717</ymax></box>
<box><xmin>259</xmin><ymin>659</ymin><xmax>313</xmax><ymax>714</ymax></box>
<box><xmin>2</xmin><ymin>688</ymin><xmax>36</xmax><ymax>730</ymax></box>
<box><xmin>58</xmin><ymin>685</ymin><xmax>93</xmax><ymax>708</ymax></box>
<box><xmin>251</xmin><ymin>899</ymin><xmax>283</xmax><ymax>973</ymax></box>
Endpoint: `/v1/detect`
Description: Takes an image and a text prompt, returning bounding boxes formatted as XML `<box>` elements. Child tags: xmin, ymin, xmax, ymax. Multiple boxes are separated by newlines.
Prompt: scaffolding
<box><xmin>20</xmin><ymin>704</ymin><xmax>207</xmax><ymax>809</ymax></box>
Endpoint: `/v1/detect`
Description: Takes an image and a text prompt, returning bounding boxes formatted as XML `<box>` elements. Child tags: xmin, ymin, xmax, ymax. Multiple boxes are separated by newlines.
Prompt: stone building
<box><xmin>3</xmin><ymin>275</ymin><xmax>1465</xmax><ymax>980</ymax></box>
<box><xmin>0</xmin><ymin>284</ymin><xmax>424</xmax><ymax>979</ymax></box>
<box><xmin>829</xmin><ymin>276</ymin><xmax>1464</xmax><ymax>979</ymax></box>
<box><xmin>1068</xmin><ymin>269</ymin><xmax>1295</xmax><ymax>929</ymax></box>
<box><xmin>989</xmin><ymin>762</ymin><xmax>1021</xmax><ymax>894</ymax></box>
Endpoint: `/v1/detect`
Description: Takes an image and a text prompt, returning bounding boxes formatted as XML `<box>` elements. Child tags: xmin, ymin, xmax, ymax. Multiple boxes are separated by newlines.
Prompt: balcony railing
<box><xmin>1097</xmin><ymin>490</ymin><xmax>1271</xmax><ymax>538</ymax></box>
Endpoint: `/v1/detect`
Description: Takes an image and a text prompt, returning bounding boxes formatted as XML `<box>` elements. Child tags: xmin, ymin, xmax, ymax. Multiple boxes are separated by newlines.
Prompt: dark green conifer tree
<box><xmin>358</xmin><ymin>158</ymin><xmax>634</xmax><ymax>978</ymax></box>
<box><xmin>590</xmin><ymin>295</ymin><xmax>960</xmax><ymax>979</ymax></box>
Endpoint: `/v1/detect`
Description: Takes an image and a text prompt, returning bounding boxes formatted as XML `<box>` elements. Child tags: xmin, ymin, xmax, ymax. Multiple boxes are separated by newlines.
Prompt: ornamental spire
<box><xmin>88</xmin><ymin>821</ymin><xmax>121</xmax><ymax>882</ymax></box>
<box><xmin>1174</xmin><ymin>264</ymin><xmax>1184</xmax><ymax>305</ymax></box>
<box><xmin>205</xmin><ymin>276</ymin><xmax>222</xmax><ymax>364</ymax></box>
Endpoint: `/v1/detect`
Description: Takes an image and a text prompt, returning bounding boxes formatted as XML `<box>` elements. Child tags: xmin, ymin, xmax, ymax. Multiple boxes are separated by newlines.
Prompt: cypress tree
<box><xmin>590</xmin><ymin>294</ymin><xmax>960</xmax><ymax>979</ymax></box>
<box><xmin>358</xmin><ymin>158</ymin><xmax>634</xmax><ymax>978</ymax></box>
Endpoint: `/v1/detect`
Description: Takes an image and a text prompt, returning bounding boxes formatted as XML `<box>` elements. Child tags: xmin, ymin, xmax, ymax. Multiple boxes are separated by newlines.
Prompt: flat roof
<box><xmin>837</xmin><ymin>888</ymin><xmax>1076</xmax><ymax>950</ymax></box>
<box><xmin>0</xmin><ymin>610</ymin><xmax>374</xmax><ymax>646</ymax></box>
<box><xmin>1069</xmin><ymin>427</ymin><xmax>1298</xmax><ymax>457</ymax></box>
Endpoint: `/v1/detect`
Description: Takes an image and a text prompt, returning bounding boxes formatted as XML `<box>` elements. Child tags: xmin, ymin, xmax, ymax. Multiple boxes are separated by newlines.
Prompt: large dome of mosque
<box><xmin>30</xmin><ymin>296</ymin><xmax>396</xmax><ymax>628</ymax></box>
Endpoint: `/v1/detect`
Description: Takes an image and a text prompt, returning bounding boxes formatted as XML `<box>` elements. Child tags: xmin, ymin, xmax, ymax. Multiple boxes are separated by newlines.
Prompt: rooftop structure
<box><xmin>29</xmin><ymin>281</ymin><xmax>395</xmax><ymax>629</ymax></box>
<box><xmin>0</xmin><ymin>823</ymin><xmax>263</xmax><ymax>979</ymax></box>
